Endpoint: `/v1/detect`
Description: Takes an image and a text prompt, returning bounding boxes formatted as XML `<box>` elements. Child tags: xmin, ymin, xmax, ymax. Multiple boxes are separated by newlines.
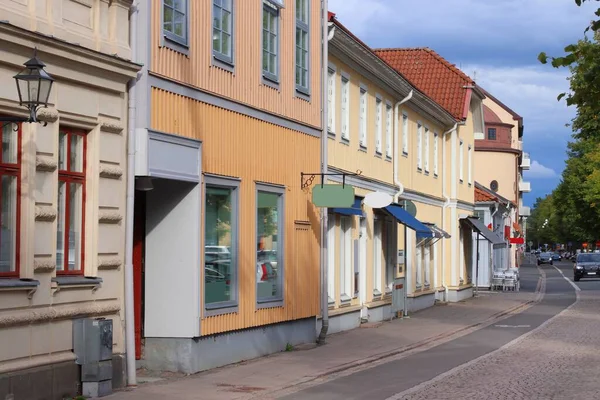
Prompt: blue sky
<box><xmin>329</xmin><ymin>0</ymin><xmax>598</xmax><ymax>206</ymax></box>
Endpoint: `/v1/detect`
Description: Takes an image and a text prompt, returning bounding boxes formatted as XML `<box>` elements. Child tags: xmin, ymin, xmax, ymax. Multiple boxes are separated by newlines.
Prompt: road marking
<box><xmin>553</xmin><ymin>265</ymin><xmax>581</xmax><ymax>292</ymax></box>
<box><xmin>494</xmin><ymin>324</ymin><xmax>531</xmax><ymax>328</ymax></box>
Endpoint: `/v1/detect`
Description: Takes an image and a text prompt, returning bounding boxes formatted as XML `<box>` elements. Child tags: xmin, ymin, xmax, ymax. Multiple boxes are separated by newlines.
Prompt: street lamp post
<box><xmin>1</xmin><ymin>48</ymin><xmax>54</xmax><ymax>128</ymax></box>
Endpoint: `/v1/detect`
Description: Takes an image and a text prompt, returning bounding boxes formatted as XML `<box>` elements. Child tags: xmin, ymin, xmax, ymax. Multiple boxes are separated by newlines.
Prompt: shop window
<box><xmin>256</xmin><ymin>184</ymin><xmax>284</xmax><ymax>304</ymax></box>
<box><xmin>56</xmin><ymin>128</ymin><xmax>86</xmax><ymax>275</ymax></box>
<box><xmin>204</xmin><ymin>176</ymin><xmax>239</xmax><ymax>310</ymax></box>
<box><xmin>0</xmin><ymin>122</ymin><xmax>20</xmax><ymax>277</ymax></box>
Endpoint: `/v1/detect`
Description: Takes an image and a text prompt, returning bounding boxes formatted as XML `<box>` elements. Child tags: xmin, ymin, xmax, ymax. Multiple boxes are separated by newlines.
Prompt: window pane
<box><xmin>222</xmin><ymin>33</ymin><xmax>231</xmax><ymax>56</ymax></box>
<box><xmin>174</xmin><ymin>11</ymin><xmax>185</xmax><ymax>37</ymax></box>
<box><xmin>213</xmin><ymin>5</ymin><xmax>221</xmax><ymax>29</ymax></box>
<box><xmin>263</xmin><ymin>9</ymin><xmax>268</xmax><ymax>29</ymax></box>
<box><xmin>269</xmin><ymin>54</ymin><xmax>276</xmax><ymax>74</ymax></box>
<box><xmin>262</xmin><ymin>30</ymin><xmax>268</xmax><ymax>52</ymax></box>
<box><xmin>68</xmin><ymin>182</ymin><xmax>83</xmax><ymax>271</ymax></box>
<box><xmin>205</xmin><ymin>186</ymin><xmax>234</xmax><ymax>305</ymax></box>
<box><xmin>173</xmin><ymin>0</ymin><xmax>185</xmax><ymax>12</ymax></box>
<box><xmin>269</xmin><ymin>32</ymin><xmax>276</xmax><ymax>53</ymax></box>
<box><xmin>56</xmin><ymin>181</ymin><xmax>66</xmax><ymax>271</ymax></box>
<box><xmin>270</xmin><ymin>12</ymin><xmax>277</xmax><ymax>34</ymax></box>
<box><xmin>70</xmin><ymin>134</ymin><xmax>84</xmax><ymax>173</ymax></box>
<box><xmin>164</xmin><ymin>5</ymin><xmax>173</xmax><ymax>26</ymax></box>
<box><xmin>213</xmin><ymin>29</ymin><xmax>221</xmax><ymax>53</ymax></box>
<box><xmin>0</xmin><ymin>175</ymin><xmax>17</xmax><ymax>273</ymax></box>
<box><xmin>222</xmin><ymin>10</ymin><xmax>230</xmax><ymax>34</ymax></box>
<box><xmin>262</xmin><ymin>50</ymin><xmax>269</xmax><ymax>72</ymax></box>
<box><xmin>257</xmin><ymin>191</ymin><xmax>281</xmax><ymax>301</ymax></box>
<box><xmin>165</xmin><ymin>0</ymin><xmax>173</xmax><ymax>6</ymax></box>
<box><xmin>1</xmin><ymin>123</ymin><xmax>17</xmax><ymax>164</ymax></box>
<box><xmin>221</xmin><ymin>0</ymin><xmax>231</xmax><ymax>10</ymax></box>
<box><xmin>58</xmin><ymin>131</ymin><xmax>67</xmax><ymax>170</ymax></box>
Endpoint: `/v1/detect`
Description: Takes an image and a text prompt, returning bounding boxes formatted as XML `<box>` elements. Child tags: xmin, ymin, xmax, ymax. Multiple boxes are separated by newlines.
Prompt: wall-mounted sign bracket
<box><xmin>301</xmin><ymin>170</ymin><xmax>362</xmax><ymax>190</ymax></box>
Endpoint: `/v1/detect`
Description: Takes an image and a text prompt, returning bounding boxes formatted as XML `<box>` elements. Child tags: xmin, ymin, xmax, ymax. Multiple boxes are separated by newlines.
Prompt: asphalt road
<box><xmin>280</xmin><ymin>261</ymin><xmax>577</xmax><ymax>400</ymax></box>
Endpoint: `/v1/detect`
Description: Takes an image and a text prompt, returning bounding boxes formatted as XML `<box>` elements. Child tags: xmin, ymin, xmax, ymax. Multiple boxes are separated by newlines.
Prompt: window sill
<box><xmin>402</xmin><ymin>152</ymin><xmax>408</xmax><ymax>158</ymax></box>
<box><xmin>372</xmin><ymin>289</ymin><xmax>382</xmax><ymax>299</ymax></box>
<box><xmin>262</xmin><ymin>75</ymin><xmax>280</xmax><ymax>91</ymax></box>
<box><xmin>385</xmin><ymin>155</ymin><xmax>392</xmax><ymax>162</ymax></box>
<box><xmin>295</xmin><ymin>89</ymin><xmax>311</xmax><ymax>102</ymax></box>
<box><xmin>340</xmin><ymin>293</ymin><xmax>352</xmax><ymax>304</ymax></box>
<box><xmin>162</xmin><ymin>35</ymin><xmax>190</xmax><ymax>57</ymax></box>
<box><xmin>257</xmin><ymin>298</ymin><xmax>284</xmax><ymax>310</ymax></box>
<box><xmin>340</xmin><ymin>138</ymin><xmax>350</xmax><ymax>146</ymax></box>
<box><xmin>212</xmin><ymin>55</ymin><xmax>235</xmax><ymax>74</ymax></box>
<box><xmin>0</xmin><ymin>279</ymin><xmax>40</xmax><ymax>299</ymax></box>
<box><xmin>328</xmin><ymin>131</ymin><xmax>336</xmax><ymax>139</ymax></box>
<box><xmin>205</xmin><ymin>303</ymin><xmax>239</xmax><ymax>317</ymax></box>
<box><xmin>358</xmin><ymin>146</ymin><xmax>367</xmax><ymax>153</ymax></box>
<box><xmin>375</xmin><ymin>152</ymin><xmax>382</xmax><ymax>158</ymax></box>
<box><xmin>51</xmin><ymin>276</ymin><xmax>102</xmax><ymax>295</ymax></box>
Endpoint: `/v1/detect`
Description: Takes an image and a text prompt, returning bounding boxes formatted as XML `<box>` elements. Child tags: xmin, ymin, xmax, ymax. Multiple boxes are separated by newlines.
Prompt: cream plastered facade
<box><xmin>326</xmin><ymin>21</ymin><xmax>472</xmax><ymax>328</ymax></box>
<box><xmin>0</xmin><ymin>0</ymin><xmax>137</xmax><ymax>389</ymax></box>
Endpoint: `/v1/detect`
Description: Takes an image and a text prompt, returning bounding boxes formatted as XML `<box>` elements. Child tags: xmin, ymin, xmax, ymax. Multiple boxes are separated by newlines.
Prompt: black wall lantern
<box><xmin>1</xmin><ymin>48</ymin><xmax>54</xmax><ymax>128</ymax></box>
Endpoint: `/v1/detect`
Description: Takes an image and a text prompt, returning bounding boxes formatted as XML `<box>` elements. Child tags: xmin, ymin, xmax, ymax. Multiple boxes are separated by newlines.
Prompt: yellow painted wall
<box><xmin>474</xmin><ymin>151</ymin><xmax>518</xmax><ymax>202</ymax></box>
<box><xmin>151</xmin><ymin>0</ymin><xmax>322</xmax><ymax>129</ymax></box>
<box><xmin>151</xmin><ymin>88</ymin><xmax>321</xmax><ymax>336</ymax></box>
<box><xmin>327</xmin><ymin>55</ymin><xmax>395</xmax><ymax>184</ymax></box>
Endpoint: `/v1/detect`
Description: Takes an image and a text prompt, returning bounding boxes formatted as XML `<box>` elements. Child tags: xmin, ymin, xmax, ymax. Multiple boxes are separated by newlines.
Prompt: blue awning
<box><xmin>384</xmin><ymin>205</ymin><xmax>434</xmax><ymax>239</ymax></box>
<box><xmin>332</xmin><ymin>197</ymin><xmax>364</xmax><ymax>217</ymax></box>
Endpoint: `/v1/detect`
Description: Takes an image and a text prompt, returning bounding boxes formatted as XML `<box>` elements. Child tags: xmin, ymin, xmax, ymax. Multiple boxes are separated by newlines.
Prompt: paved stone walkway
<box><xmin>107</xmin><ymin>281</ymin><xmax>538</xmax><ymax>400</ymax></box>
<box><xmin>393</xmin><ymin>290</ymin><xmax>600</xmax><ymax>400</ymax></box>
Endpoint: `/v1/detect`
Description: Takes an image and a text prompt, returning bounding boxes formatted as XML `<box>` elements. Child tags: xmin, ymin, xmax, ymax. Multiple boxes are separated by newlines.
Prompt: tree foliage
<box><xmin>532</xmin><ymin>0</ymin><xmax>600</xmax><ymax>247</ymax></box>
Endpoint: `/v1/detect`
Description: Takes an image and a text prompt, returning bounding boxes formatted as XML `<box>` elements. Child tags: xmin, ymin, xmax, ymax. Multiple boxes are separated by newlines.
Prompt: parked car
<box><xmin>551</xmin><ymin>253</ymin><xmax>562</xmax><ymax>262</ymax></box>
<box><xmin>573</xmin><ymin>252</ymin><xmax>600</xmax><ymax>281</ymax></box>
<box><xmin>537</xmin><ymin>252</ymin><xmax>553</xmax><ymax>265</ymax></box>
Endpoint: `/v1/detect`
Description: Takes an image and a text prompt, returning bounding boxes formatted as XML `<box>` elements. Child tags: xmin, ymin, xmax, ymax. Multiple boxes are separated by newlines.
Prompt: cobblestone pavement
<box><xmin>392</xmin><ymin>290</ymin><xmax>600</xmax><ymax>400</ymax></box>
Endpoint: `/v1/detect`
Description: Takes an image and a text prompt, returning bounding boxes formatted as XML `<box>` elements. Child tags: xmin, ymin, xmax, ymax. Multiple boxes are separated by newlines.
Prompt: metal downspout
<box><xmin>441</xmin><ymin>123</ymin><xmax>457</xmax><ymax>302</ymax></box>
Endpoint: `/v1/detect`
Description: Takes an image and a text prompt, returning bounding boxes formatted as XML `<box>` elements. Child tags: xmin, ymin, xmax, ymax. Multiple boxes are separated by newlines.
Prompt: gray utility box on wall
<box><xmin>391</xmin><ymin>277</ymin><xmax>406</xmax><ymax>317</ymax></box>
<box><xmin>73</xmin><ymin>318</ymin><xmax>114</xmax><ymax>398</ymax></box>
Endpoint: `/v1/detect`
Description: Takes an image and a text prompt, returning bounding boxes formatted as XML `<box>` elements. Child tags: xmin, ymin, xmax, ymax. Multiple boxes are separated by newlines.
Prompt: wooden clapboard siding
<box><xmin>151</xmin><ymin>0</ymin><xmax>322</xmax><ymax>130</ymax></box>
<box><xmin>152</xmin><ymin>88</ymin><xmax>321</xmax><ymax>335</ymax></box>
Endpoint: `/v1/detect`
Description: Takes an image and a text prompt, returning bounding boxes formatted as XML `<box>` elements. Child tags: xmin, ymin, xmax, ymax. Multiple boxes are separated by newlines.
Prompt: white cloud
<box><xmin>526</xmin><ymin>161</ymin><xmax>558</xmax><ymax>179</ymax></box>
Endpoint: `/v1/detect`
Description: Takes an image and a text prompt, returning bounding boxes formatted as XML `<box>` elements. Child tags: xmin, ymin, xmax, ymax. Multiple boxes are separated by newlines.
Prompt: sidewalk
<box><xmin>107</xmin><ymin>283</ymin><xmax>539</xmax><ymax>400</ymax></box>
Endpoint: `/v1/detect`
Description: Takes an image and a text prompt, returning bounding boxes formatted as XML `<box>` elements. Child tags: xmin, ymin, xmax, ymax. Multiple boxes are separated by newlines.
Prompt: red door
<box><xmin>133</xmin><ymin>193</ymin><xmax>146</xmax><ymax>360</ymax></box>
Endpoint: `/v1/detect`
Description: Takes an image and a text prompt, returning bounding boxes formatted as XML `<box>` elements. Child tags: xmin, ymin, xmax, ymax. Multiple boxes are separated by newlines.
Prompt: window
<box><xmin>340</xmin><ymin>216</ymin><xmax>352</xmax><ymax>302</ymax></box>
<box><xmin>375</xmin><ymin>97</ymin><xmax>382</xmax><ymax>154</ymax></box>
<box><xmin>416</xmin><ymin>245</ymin><xmax>423</xmax><ymax>288</ymax></box>
<box><xmin>213</xmin><ymin>0</ymin><xmax>233</xmax><ymax>64</ymax></box>
<box><xmin>424</xmin><ymin>245</ymin><xmax>431</xmax><ymax>287</ymax></box>
<box><xmin>385</xmin><ymin>103</ymin><xmax>393</xmax><ymax>158</ymax></box>
<box><xmin>327</xmin><ymin>214</ymin><xmax>335</xmax><ymax>303</ymax></box>
<box><xmin>327</xmin><ymin>68</ymin><xmax>336</xmax><ymax>134</ymax></box>
<box><xmin>57</xmin><ymin>128</ymin><xmax>86</xmax><ymax>275</ymax></box>
<box><xmin>256</xmin><ymin>184</ymin><xmax>284</xmax><ymax>303</ymax></box>
<box><xmin>468</xmin><ymin>145</ymin><xmax>472</xmax><ymax>185</ymax></box>
<box><xmin>0</xmin><ymin>123</ymin><xmax>20</xmax><ymax>277</ymax></box>
<box><xmin>459</xmin><ymin>140</ymin><xmax>464</xmax><ymax>183</ymax></box>
<box><xmin>295</xmin><ymin>0</ymin><xmax>309</xmax><ymax>94</ymax></box>
<box><xmin>359</xmin><ymin>86</ymin><xmax>367</xmax><ymax>148</ymax></box>
<box><xmin>424</xmin><ymin>127</ymin><xmax>430</xmax><ymax>173</ymax></box>
<box><xmin>384</xmin><ymin>220</ymin><xmax>396</xmax><ymax>294</ymax></box>
<box><xmin>341</xmin><ymin>75</ymin><xmax>350</xmax><ymax>141</ymax></box>
<box><xmin>487</xmin><ymin>128</ymin><xmax>497</xmax><ymax>140</ymax></box>
<box><xmin>402</xmin><ymin>112</ymin><xmax>408</xmax><ymax>155</ymax></box>
<box><xmin>163</xmin><ymin>0</ymin><xmax>188</xmax><ymax>46</ymax></box>
<box><xmin>262</xmin><ymin>3</ymin><xmax>279</xmax><ymax>82</ymax></box>
<box><xmin>433</xmin><ymin>132</ymin><xmax>439</xmax><ymax>176</ymax></box>
<box><xmin>373</xmin><ymin>218</ymin><xmax>382</xmax><ymax>297</ymax></box>
<box><xmin>205</xmin><ymin>177</ymin><xmax>239</xmax><ymax>309</ymax></box>
<box><xmin>416</xmin><ymin>123</ymin><xmax>423</xmax><ymax>170</ymax></box>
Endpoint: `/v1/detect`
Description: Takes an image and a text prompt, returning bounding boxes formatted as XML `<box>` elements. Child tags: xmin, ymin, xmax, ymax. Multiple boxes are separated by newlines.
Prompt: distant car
<box><xmin>573</xmin><ymin>252</ymin><xmax>600</xmax><ymax>281</ymax></box>
<box><xmin>551</xmin><ymin>253</ymin><xmax>562</xmax><ymax>262</ymax></box>
<box><xmin>537</xmin><ymin>252</ymin><xmax>553</xmax><ymax>265</ymax></box>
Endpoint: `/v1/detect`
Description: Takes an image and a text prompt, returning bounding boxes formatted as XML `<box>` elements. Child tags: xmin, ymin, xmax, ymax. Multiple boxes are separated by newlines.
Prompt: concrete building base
<box><xmin>447</xmin><ymin>286</ymin><xmax>474</xmax><ymax>302</ymax></box>
<box><xmin>141</xmin><ymin>317</ymin><xmax>316</xmax><ymax>374</ymax></box>
<box><xmin>407</xmin><ymin>292</ymin><xmax>436</xmax><ymax>313</ymax></box>
<box><xmin>318</xmin><ymin>309</ymin><xmax>361</xmax><ymax>335</ymax></box>
<box><xmin>366</xmin><ymin>303</ymin><xmax>393</xmax><ymax>323</ymax></box>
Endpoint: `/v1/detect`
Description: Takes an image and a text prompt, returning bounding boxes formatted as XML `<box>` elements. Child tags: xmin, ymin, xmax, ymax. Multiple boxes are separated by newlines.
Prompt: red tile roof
<box><xmin>374</xmin><ymin>48</ymin><xmax>474</xmax><ymax>121</ymax></box>
<box><xmin>475</xmin><ymin>186</ymin><xmax>496</xmax><ymax>202</ymax></box>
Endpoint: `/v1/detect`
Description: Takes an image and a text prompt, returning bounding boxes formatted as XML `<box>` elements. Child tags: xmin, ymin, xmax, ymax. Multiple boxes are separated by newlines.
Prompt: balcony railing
<box><xmin>519</xmin><ymin>180</ymin><xmax>531</xmax><ymax>193</ymax></box>
<box><xmin>520</xmin><ymin>206</ymin><xmax>531</xmax><ymax>217</ymax></box>
<box><xmin>520</xmin><ymin>152</ymin><xmax>530</xmax><ymax>170</ymax></box>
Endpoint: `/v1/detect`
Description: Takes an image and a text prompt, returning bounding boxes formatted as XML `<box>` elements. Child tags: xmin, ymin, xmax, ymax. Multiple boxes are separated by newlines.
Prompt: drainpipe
<box><xmin>317</xmin><ymin>0</ymin><xmax>330</xmax><ymax>345</ymax></box>
<box><xmin>124</xmin><ymin>1</ymin><xmax>139</xmax><ymax>387</ymax></box>
<box><xmin>490</xmin><ymin>202</ymin><xmax>499</xmax><ymax>272</ymax></box>
<box><xmin>441</xmin><ymin>123</ymin><xmax>457</xmax><ymax>302</ymax></box>
<box><xmin>393</xmin><ymin>90</ymin><xmax>413</xmax><ymax>202</ymax></box>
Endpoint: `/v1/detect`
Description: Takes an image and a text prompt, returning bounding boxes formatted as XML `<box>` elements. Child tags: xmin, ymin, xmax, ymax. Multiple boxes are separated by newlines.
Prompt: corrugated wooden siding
<box><xmin>151</xmin><ymin>0</ymin><xmax>322</xmax><ymax>129</ymax></box>
<box><xmin>152</xmin><ymin>88</ymin><xmax>321</xmax><ymax>336</ymax></box>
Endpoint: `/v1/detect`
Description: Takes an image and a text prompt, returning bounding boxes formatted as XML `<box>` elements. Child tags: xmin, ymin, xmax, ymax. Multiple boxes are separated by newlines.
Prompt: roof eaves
<box><xmin>478</xmin><ymin>85</ymin><xmax>523</xmax><ymax>124</ymax></box>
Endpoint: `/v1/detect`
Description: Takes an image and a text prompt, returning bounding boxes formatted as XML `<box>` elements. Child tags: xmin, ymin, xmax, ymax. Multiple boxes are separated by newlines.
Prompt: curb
<box><xmin>259</xmin><ymin>267</ymin><xmax>546</xmax><ymax>398</ymax></box>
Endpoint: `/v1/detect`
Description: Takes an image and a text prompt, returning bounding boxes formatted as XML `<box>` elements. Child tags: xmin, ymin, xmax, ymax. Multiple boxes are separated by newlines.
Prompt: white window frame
<box><xmin>375</xmin><ymin>96</ymin><xmax>383</xmax><ymax>154</ymax></box>
<box><xmin>424</xmin><ymin>244</ymin><xmax>431</xmax><ymax>287</ymax></box>
<box><xmin>327</xmin><ymin>66</ymin><xmax>336</xmax><ymax>135</ymax></box>
<box><xmin>373</xmin><ymin>218</ymin><xmax>382</xmax><ymax>297</ymax></box>
<box><xmin>385</xmin><ymin>220</ymin><xmax>397</xmax><ymax>294</ymax></box>
<box><xmin>433</xmin><ymin>132</ymin><xmax>439</xmax><ymax>176</ymax></box>
<box><xmin>327</xmin><ymin>213</ymin><xmax>335</xmax><ymax>304</ymax></box>
<box><xmin>459</xmin><ymin>140</ymin><xmax>464</xmax><ymax>183</ymax></box>
<box><xmin>417</xmin><ymin>122</ymin><xmax>423</xmax><ymax>170</ymax></box>
<box><xmin>415</xmin><ymin>245</ymin><xmax>422</xmax><ymax>288</ymax></box>
<box><xmin>359</xmin><ymin>84</ymin><xmax>368</xmax><ymax>148</ymax></box>
<box><xmin>424</xmin><ymin>126</ymin><xmax>430</xmax><ymax>173</ymax></box>
<box><xmin>402</xmin><ymin>112</ymin><xmax>409</xmax><ymax>155</ymax></box>
<box><xmin>468</xmin><ymin>144</ymin><xmax>472</xmax><ymax>186</ymax></box>
<box><xmin>340</xmin><ymin>216</ymin><xmax>352</xmax><ymax>302</ymax></box>
<box><xmin>385</xmin><ymin>102</ymin><xmax>393</xmax><ymax>159</ymax></box>
<box><xmin>341</xmin><ymin>73</ymin><xmax>350</xmax><ymax>141</ymax></box>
